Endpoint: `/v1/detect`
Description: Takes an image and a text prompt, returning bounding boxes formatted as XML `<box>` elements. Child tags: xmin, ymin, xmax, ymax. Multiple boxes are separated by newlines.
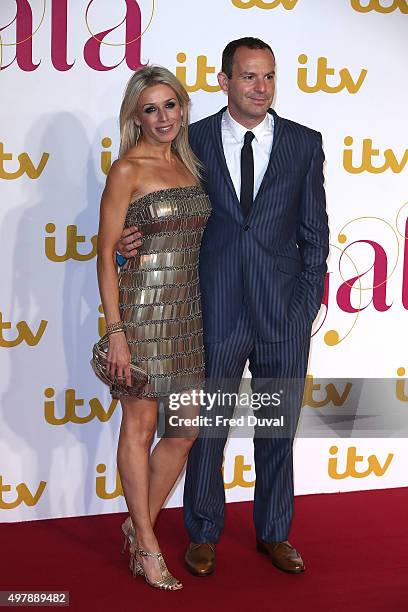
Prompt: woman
<box><xmin>96</xmin><ymin>66</ymin><xmax>211</xmax><ymax>591</ymax></box>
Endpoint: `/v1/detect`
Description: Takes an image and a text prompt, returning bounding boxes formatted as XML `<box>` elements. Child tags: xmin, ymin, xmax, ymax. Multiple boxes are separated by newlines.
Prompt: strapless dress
<box><xmin>110</xmin><ymin>185</ymin><xmax>211</xmax><ymax>399</ymax></box>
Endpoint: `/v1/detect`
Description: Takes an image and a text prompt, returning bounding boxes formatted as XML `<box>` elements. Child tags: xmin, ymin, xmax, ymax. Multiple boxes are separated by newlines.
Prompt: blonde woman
<box><xmin>96</xmin><ymin>66</ymin><xmax>211</xmax><ymax>590</ymax></box>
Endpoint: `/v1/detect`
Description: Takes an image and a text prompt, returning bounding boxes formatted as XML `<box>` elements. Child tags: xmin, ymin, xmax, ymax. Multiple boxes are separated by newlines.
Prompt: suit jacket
<box><xmin>189</xmin><ymin>107</ymin><xmax>329</xmax><ymax>343</ymax></box>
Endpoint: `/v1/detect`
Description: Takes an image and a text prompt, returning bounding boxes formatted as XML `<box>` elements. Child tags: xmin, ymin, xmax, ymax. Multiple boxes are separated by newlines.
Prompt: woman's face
<box><xmin>135</xmin><ymin>83</ymin><xmax>182</xmax><ymax>145</ymax></box>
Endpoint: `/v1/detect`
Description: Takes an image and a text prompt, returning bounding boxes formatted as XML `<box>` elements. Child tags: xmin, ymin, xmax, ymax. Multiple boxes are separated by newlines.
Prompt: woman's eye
<box><xmin>145</xmin><ymin>106</ymin><xmax>156</xmax><ymax>113</ymax></box>
<box><xmin>166</xmin><ymin>101</ymin><xmax>176</xmax><ymax>108</ymax></box>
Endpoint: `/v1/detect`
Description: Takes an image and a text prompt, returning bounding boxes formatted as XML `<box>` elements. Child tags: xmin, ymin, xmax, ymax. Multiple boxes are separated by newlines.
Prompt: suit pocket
<box><xmin>276</xmin><ymin>255</ymin><xmax>302</xmax><ymax>277</ymax></box>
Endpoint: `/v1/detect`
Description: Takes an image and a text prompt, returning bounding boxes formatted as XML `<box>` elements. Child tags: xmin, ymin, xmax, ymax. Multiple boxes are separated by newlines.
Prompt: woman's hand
<box><xmin>106</xmin><ymin>332</ymin><xmax>132</xmax><ymax>387</ymax></box>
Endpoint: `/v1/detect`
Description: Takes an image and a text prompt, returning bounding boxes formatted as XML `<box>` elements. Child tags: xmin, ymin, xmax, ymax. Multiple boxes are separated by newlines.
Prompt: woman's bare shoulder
<box><xmin>117</xmin><ymin>155</ymin><xmax>166</xmax><ymax>199</ymax></box>
<box><xmin>108</xmin><ymin>157</ymin><xmax>138</xmax><ymax>180</ymax></box>
<box><xmin>105</xmin><ymin>157</ymin><xmax>146</xmax><ymax>197</ymax></box>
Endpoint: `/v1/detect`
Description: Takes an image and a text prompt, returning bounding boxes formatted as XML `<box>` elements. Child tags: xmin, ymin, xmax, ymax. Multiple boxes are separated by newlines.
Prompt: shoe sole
<box><xmin>256</xmin><ymin>543</ymin><xmax>305</xmax><ymax>574</ymax></box>
<box><xmin>184</xmin><ymin>561</ymin><xmax>215</xmax><ymax>577</ymax></box>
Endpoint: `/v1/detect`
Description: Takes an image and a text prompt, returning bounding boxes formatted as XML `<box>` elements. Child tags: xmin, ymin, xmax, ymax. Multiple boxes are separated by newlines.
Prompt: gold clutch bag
<box><xmin>91</xmin><ymin>333</ymin><xmax>148</xmax><ymax>393</ymax></box>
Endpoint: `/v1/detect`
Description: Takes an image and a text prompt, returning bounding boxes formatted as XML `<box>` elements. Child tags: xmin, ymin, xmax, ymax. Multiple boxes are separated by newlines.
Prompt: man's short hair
<box><xmin>222</xmin><ymin>37</ymin><xmax>275</xmax><ymax>79</ymax></box>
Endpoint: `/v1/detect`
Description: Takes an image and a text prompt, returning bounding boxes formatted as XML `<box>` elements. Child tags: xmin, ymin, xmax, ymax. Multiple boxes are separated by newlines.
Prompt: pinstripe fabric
<box><xmin>183</xmin><ymin>107</ymin><xmax>329</xmax><ymax>543</ymax></box>
<box><xmin>183</xmin><ymin>302</ymin><xmax>311</xmax><ymax>543</ymax></box>
<box><xmin>190</xmin><ymin>107</ymin><xmax>329</xmax><ymax>343</ymax></box>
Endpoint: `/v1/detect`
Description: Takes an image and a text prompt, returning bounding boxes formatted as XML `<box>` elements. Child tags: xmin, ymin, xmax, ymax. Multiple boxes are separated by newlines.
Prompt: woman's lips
<box><xmin>156</xmin><ymin>125</ymin><xmax>174</xmax><ymax>133</ymax></box>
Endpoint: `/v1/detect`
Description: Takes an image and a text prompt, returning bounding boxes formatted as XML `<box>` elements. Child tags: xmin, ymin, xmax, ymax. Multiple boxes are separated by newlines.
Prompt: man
<box><xmin>118</xmin><ymin>37</ymin><xmax>329</xmax><ymax>576</ymax></box>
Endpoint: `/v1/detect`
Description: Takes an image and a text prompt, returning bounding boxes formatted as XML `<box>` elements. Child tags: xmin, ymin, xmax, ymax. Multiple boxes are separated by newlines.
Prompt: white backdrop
<box><xmin>1</xmin><ymin>0</ymin><xmax>407</xmax><ymax>522</ymax></box>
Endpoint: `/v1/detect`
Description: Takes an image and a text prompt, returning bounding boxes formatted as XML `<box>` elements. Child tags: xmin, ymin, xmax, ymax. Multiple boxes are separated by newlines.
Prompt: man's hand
<box><xmin>116</xmin><ymin>225</ymin><xmax>142</xmax><ymax>259</ymax></box>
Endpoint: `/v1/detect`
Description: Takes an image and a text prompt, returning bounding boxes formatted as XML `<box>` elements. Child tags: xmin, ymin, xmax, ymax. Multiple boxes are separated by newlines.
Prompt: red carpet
<box><xmin>1</xmin><ymin>488</ymin><xmax>407</xmax><ymax>612</ymax></box>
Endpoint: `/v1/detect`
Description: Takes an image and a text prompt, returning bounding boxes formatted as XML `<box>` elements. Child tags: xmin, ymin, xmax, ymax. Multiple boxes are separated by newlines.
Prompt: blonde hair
<box><xmin>119</xmin><ymin>65</ymin><xmax>202</xmax><ymax>180</ymax></box>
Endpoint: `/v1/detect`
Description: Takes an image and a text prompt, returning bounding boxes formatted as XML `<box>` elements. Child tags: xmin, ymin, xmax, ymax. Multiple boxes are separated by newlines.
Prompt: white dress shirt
<box><xmin>221</xmin><ymin>109</ymin><xmax>274</xmax><ymax>200</ymax></box>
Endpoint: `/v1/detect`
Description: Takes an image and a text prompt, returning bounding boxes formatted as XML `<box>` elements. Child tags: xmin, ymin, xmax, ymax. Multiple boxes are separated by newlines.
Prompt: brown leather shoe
<box><xmin>184</xmin><ymin>542</ymin><xmax>216</xmax><ymax>576</ymax></box>
<box><xmin>256</xmin><ymin>539</ymin><xmax>305</xmax><ymax>573</ymax></box>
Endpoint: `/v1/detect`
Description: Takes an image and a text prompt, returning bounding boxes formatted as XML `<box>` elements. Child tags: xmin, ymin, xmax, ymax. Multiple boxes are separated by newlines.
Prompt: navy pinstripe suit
<box><xmin>183</xmin><ymin>107</ymin><xmax>329</xmax><ymax>543</ymax></box>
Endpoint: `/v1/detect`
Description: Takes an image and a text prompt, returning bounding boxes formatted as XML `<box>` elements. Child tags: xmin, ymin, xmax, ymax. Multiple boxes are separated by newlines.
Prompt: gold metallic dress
<box><xmin>111</xmin><ymin>185</ymin><xmax>211</xmax><ymax>399</ymax></box>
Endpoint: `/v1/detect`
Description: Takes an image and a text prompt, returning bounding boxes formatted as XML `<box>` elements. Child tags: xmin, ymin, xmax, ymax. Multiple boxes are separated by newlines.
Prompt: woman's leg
<box><xmin>117</xmin><ymin>395</ymin><xmax>164</xmax><ymax>582</ymax></box>
<box><xmin>148</xmin><ymin>393</ymin><xmax>199</xmax><ymax>525</ymax></box>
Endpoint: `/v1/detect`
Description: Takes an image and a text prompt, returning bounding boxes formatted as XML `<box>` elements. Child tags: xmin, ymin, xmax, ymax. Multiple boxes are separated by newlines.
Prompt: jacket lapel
<box><xmin>252</xmin><ymin>109</ymin><xmax>285</xmax><ymax>203</ymax></box>
<box><xmin>210</xmin><ymin>107</ymin><xmax>240</xmax><ymax>205</ymax></box>
<box><xmin>209</xmin><ymin>107</ymin><xmax>287</xmax><ymax>220</ymax></box>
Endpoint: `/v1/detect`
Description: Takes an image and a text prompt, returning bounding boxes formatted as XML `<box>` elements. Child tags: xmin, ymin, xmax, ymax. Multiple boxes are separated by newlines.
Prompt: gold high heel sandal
<box><xmin>137</xmin><ymin>548</ymin><xmax>183</xmax><ymax>591</ymax></box>
<box><xmin>121</xmin><ymin>516</ymin><xmax>143</xmax><ymax>577</ymax></box>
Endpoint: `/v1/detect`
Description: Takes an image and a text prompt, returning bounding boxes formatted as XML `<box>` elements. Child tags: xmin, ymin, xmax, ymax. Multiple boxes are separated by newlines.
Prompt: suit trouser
<box><xmin>183</xmin><ymin>302</ymin><xmax>311</xmax><ymax>543</ymax></box>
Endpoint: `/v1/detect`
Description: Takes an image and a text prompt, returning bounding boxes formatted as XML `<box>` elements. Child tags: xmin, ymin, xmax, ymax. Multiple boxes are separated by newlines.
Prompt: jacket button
<box><xmin>243</xmin><ymin>225</ymin><xmax>250</xmax><ymax>231</ymax></box>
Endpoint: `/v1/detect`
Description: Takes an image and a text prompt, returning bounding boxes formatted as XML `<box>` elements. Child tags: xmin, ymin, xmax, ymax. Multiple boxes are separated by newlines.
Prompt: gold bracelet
<box><xmin>107</xmin><ymin>327</ymin><xmax>125</xmax><ymax>337</ymax></box>
<box><xmin>106</xmin><ymin>321</ymin><xmax>124</xmax><ymax>334</ymax></box>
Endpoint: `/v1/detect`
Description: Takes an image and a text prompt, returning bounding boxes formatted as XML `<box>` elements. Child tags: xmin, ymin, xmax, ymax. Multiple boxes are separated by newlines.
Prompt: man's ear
<box><xmin>217</xmin><ymin>71</ymin><xmax>229</xmax><ymax>93</ymax></box>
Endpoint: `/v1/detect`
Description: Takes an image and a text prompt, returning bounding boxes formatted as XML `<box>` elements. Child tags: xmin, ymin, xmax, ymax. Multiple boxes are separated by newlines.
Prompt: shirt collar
<box><xmin>223</xmin><ymin>108</ymin><xmax>273</xmax><ymax>144</ymax></box>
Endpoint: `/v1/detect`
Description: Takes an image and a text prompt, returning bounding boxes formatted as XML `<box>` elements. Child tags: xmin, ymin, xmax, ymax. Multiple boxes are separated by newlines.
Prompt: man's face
<box><xmin>218</xmin><ymin>46</ymin><xmax>275</xmax><ymax>126</ymax></box>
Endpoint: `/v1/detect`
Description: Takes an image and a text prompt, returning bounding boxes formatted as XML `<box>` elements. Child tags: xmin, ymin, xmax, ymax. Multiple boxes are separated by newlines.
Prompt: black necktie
<box><xmin>240</xmin><ymin>131</ymin><xmax>255</xmax><ymax>217</ymax></box>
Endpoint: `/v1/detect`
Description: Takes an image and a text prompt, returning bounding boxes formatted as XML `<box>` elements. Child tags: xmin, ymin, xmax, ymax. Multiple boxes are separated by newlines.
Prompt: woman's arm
<box><xmin>97</xmin><ymin>159</ymin><xmax>135</xmax><ymax>386</ymax></box>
